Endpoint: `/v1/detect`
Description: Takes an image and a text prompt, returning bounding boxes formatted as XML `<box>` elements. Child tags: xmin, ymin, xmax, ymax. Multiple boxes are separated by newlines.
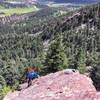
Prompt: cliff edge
<box><xmin>4</xmin><ymin>69</ymin><xmax>100</xmax><ymax>100</ymax></box>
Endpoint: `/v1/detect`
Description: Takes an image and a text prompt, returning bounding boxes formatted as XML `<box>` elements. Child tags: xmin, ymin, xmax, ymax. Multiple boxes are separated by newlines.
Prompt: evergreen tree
<box><xmin>2</xmin><ymin>62</ymin><xmax>19</xmax><ymax>87</ymax></box>
<box><xmin>45</xmin><ymin>33</ymin><xmax>68</xmax><ymax>73</ymax></box>
<box><xmin>77</xmin><ymin>49</ymin><xmax>86</xmax><ymax>74</ymax></box>
<box><xmin>0</xmin><ymin>75</ymin><xmax>6</xmax><ymax>88</ymax></box>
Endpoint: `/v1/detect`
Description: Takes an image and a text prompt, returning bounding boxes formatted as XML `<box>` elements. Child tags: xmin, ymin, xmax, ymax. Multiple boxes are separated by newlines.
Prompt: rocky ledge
<box><xmin>3</xmin><ymin>69</ymin><xmax>100</xmax><ymax>100</ymax></box>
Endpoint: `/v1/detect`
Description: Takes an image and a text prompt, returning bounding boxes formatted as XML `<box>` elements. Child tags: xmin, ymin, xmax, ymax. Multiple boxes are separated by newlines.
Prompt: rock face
<box><xmin>4</xmin><ymin>69</ymin><xmax>100</xmax><ymax>100</ymax></box>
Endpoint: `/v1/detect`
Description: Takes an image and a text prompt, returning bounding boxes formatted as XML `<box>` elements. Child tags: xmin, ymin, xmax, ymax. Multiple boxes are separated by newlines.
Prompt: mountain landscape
<box><xmin>39</xmin><ymin>0</ymin><xmax>100</xmax><ymax>4</ymax></box>
<box><xmin>0</xmin><ymin>0</ymin><xmax>100</xmax><ymax>100</ymax></box>
<box><xmin>0</xmin><ymin>0</ymin><xmax>100</xmax><ymax>5</ymax></box>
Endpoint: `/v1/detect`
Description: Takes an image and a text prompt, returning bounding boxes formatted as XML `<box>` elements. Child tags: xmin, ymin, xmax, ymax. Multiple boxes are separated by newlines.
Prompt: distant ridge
<box><xmin>0</xmin><ymin>0</ymin><xmax>100</xmax><ymax>5</ymax></box>
<box><xmin>38</xmin><ymin>0</ymin><xmax>100</xmax><ymax>4</ymax></box>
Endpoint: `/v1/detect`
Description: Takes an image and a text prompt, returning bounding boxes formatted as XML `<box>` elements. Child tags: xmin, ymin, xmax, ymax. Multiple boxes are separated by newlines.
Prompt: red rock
<box><xmin>3</xmin><ymin>69</ymin><xmax>100</xmax><ymax>100</ymax></box>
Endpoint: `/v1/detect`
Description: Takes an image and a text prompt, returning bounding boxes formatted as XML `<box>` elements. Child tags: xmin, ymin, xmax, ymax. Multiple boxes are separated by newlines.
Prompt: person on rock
<box><xmin>26</xmin><ymin>67</ymin><xmax>39</xmax><ymax>87</ymax></box>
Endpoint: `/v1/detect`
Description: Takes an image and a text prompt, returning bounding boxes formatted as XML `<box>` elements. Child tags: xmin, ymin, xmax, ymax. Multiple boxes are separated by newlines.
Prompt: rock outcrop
<box><xmin>4</xmin><ymin>69</ymin><xmax>100</xmax><ymax>100</ymax></box>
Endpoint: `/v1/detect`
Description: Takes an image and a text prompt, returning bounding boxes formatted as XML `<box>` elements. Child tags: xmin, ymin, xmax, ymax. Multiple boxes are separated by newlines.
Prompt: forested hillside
<box><xmin>0</xmin><ymin>3</ymin><xmax>100</xmax><ymax>99</ymax></box>
<box><xmin>46</xmin><ymin>0</ymin><xmax>100</xmax><ymax>4</ymax></box>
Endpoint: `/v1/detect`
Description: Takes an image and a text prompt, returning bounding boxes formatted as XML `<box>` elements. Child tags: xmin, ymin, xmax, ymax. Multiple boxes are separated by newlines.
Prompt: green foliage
<box><xmin>0</xmin><ymin>75</ymin><xmax>6</xmax><ymax>88</ymax></box>
<box><xmin>2</xmin><ymin>62</ymin><xmax>19</xmax><ymax>86</ymax></box>
<box><xmin>90</xmin><ymin>52</ymin><xmax>100</xmax><ymax>90</ymax></box>
<box><xmin>0</xmin><ymin>2</ymin><xmax>99</xmax><ymax>92</ymax></box>
<box><xmin>0</xmin><ymin>85</ymin><xmax>11</xmax><ymax>97</ymax></box>
<box><xmin>77</xmin><ymin>49</ymin><xmax>86</xmax><ymax>73</ymax></box>
<box><xmin>45</xmin><ymin>33</ymin><xmax>68</xmax><ymax>73</ymax></box>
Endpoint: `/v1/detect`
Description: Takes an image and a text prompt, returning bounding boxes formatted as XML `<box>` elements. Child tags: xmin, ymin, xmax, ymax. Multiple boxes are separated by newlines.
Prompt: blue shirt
<box><xmin>26</xmin><ymin>71</ymin><xmax>39</xmax><ymax>80</ymax></box>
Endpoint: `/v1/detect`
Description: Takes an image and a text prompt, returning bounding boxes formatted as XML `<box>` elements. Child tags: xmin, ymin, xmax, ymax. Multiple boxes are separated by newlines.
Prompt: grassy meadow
<box><xmin>0</xmin><ymin>5</ymin><xmax>39</xmax><ymax>17</ymax></box>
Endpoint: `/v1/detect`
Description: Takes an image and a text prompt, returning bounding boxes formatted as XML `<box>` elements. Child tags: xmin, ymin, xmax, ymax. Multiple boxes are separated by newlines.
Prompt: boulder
<box><xmin>3</xmin><ymin>69</ymin><xmax>100</xmax><ymax>100</ymax></box>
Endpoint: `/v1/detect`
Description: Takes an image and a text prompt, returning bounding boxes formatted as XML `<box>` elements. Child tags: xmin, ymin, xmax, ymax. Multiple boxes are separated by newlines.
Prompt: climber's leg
<box><xmin>28</xmin><ymin>79</ymin><xmax>32</xmax><ymax>87</ymax></box>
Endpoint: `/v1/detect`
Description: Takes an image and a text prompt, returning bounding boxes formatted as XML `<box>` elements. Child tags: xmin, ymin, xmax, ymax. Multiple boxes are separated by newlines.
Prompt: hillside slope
<box><xmin>4</xmin><ymin>69</ymin><xmax>100</xmax><ymax>100</ymax></box>
<box><xmin>0</xmin><ymin>2</ymin><xmax>100</xmax><ymax>99</ymax></box>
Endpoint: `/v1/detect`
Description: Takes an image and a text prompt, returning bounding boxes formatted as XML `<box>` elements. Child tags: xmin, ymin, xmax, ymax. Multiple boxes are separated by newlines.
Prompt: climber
<box><xmin>26</xmin><ymin>67</ymin><xmax>39</xmax><ymax>87</ymax></box>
